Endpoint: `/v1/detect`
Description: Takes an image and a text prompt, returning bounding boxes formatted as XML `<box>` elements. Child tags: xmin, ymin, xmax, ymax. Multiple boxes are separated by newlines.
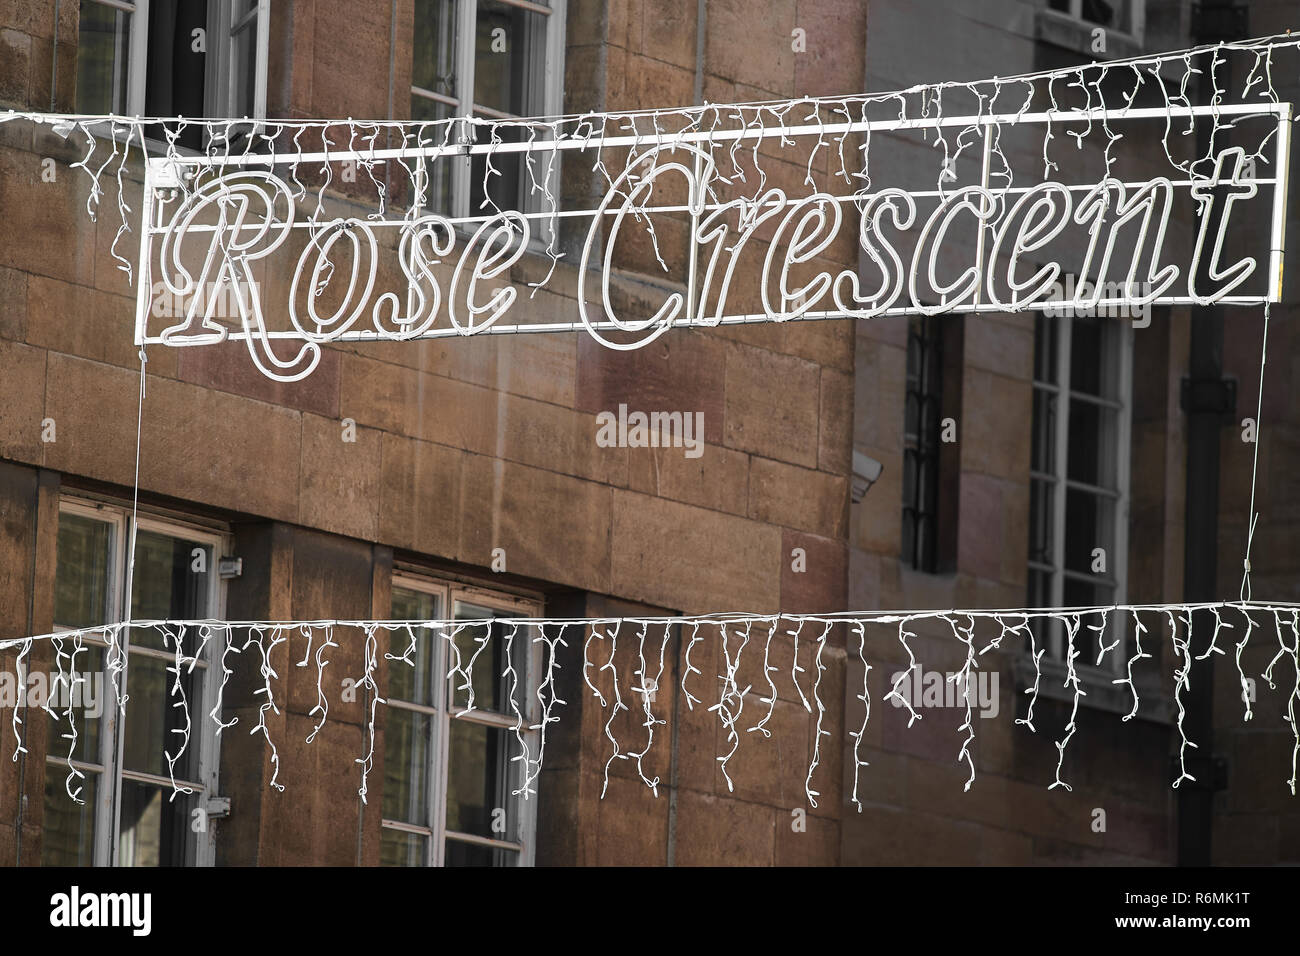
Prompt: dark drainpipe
<box><xmin>1177</xmin><ymin>0</ymin><xmax>1249</xmax><ymax>867</ymax></box>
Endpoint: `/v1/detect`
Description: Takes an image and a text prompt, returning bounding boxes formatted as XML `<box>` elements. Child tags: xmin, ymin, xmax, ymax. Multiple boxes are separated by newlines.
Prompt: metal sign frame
<box><xmin>133</xmin><ymin>101</ymin><xmax>1292</xmax><ymax>380</ymax></box>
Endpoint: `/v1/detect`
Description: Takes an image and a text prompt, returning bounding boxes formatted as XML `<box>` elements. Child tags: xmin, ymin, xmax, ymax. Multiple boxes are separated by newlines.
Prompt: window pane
<box><xmin>1064</xmin><ymin>489</ymin><xmax>1114</xmax><ymax>577</ymax></box>
<box><xmin>1027</xmin><ymin>566</ymin><xmax>1053</xmax><ymax>608</ymax></box>
<box><xmin>390</xmin><ymin>588</ymin><xmax>441</xmax><ymax>707</ymax></box>
<box><xmin>143</xmin><ymin>0</ymin><xmax>207</xmax><ymax>120</ymax></box>
<box><xmin>411</xmin><ymin>99</ymin><xmax>460</xmax><ymax>215</ymax></box>
<box><xmin>445</xmin><ymin>720</ymin><xmax>519</xmax><ymax>842</ymax></box>
<box><xmin>445</xmin><ymin>837</ymin><xmax>520</xmax><ymax>867</ymax></box>
<box><xmin>55</xmin><ymin>513</ymin><xmax>113</xmax><ymax>630</ymax></box>
<box><xmin>1026</xmin><ymin>567</ymin><xmax>1055</xmax><ymax>649</ymax></box>
<box><xmin>1030</xmin><ymin>388</ymin><xmax>1056</xmax><ymax>474</ymax></box>
<box><xmin>901</xmin><ymin>450</ymin><xmax>918</xmax><ymax>567</ymax></box>
<box><xmin>230</xmin><ymin>0</ymin><xmax>261</xmax><ymax>119</ymax></box>
<box><xmin>42</xmin><ymin>769</ymin><xmax>98</xmax><ymax>866</ymax></box>
<box><xmin>902</xmin><ymin>388</ymin><xmax>919</xmax><ymax>442</ymax></box>
<box><xmin>470</xmin><ymin>1</ymin><xmax>547</xmax><ymax>214</ymax></box>
<box><xmin>450</xmin><ymin>604</ymin><xmax>529</xmax><ymax>714</ymax></box>
<box><xmin>392</xmin><ymin>587</ymin><xmax>439</xmax><ymax>622</ymax></box>
<box><xmin>473</xmin><ymin>1</ymin><xmax>543</xmax><ymax>117</ymax></box>
<box><xmin>1069</xmin><ymin>315</ymin><xmax>1118</xmax><ymax>399</ymax></box>
<box><xmin>77</xmin><ymin>0</ymin><xmax>132</xmax><ymax>115</ymax></box>
<box><xmin>130</xmin><ymin>531</ymin><xmax>211</xmax><ymax>651</ymax></box>
<box><xmin>1064</xmin><ymin>576</ymin><xmax>1116</xmax><ymax>614</ymax></box>
<box><xmin>383</xmin><ymin>708</ymin><xmax>432</xmax><ymax>827</ymax></box>
<box><xmin>412</xmin><ymin>0</ymin><xmax>458</xmax><ymax>100</ymax></box>
<box><xmin>469</xmin><ymin>124</ymin><xmax>528</xmax><ymax>215</ymax></box>
<box><xmin>380</xmin><ymin>827</ymin><xmax>430</xmax><ymax>867</ymax></box>
<box><xmin>901</xmin><ymin>315</ymin><xmax>948</xmax><ymax>573</ymax></box>
<box><xmin>1028</xmin><ymin>479</ymin><xmax>1055</xmax><ymax>566</ymax></box>
<box><xmin>118</xmin><ymin>779</ymin><xmax>197</xmax><ymax>867</ymax></box>
<box><xmin>1033</xmin><ymin>313</ymin><xmax>1058</xmax><ymax>384</ymax></box>
<box><xmin>387</xmin><ymin>631</ymin><xmax>440</xmax><ymax>708</ymax></box>
<box><xmin>411</xmin><ymin>0</ymin><xmax>461</xmax><ymax>217</ymax></box>
<box><xmin>121</xmin><ymin>654</ymin><xmax>201</xmax><ymax>780</ymax></box>
<box><xmin>1066</xmin><ymin>400</ymin><xmax>1118</xmax><ymax>488</ymax></box>
<box><xmin>46</xmin><ymin>644</ymin><xmax>105</xmax><ymax>765</ymax></box>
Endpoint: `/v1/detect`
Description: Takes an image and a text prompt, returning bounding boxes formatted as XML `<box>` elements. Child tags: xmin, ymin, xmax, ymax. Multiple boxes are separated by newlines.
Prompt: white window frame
<box><xmin>45</xmin><ymin>496</ymin><xmax>227</xmax><ymax>867</ymax></box>
<box><xmin>409</xmin><ymin>0</ymin><xmax>567</xmax><ymax>232</ymax></box>
<box><xmin>1048</xmin><ymin>0</ymin><xmax>1145</xmax><ymax>46</ymax></box>
<box><xmin>381</xmin><ymin>571</ymin><xmax>542</xmax><ymax>867</ymax></box>
<box><xmin>1028</xmin><ymin>315</ymin><xmax>1133</xmax><ymax>673</ymax></box>
<box><xmin>77</xmin><ymin>0</ymin><xmax>269</xmax><ymax>120</ymax></box>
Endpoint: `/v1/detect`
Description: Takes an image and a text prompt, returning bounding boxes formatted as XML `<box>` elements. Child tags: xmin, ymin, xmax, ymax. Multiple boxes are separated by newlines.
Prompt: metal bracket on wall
<box><xmin>1180</xmin><ymin>375</ymin><xmax>1238</xmax><ymax>422</ymax></box>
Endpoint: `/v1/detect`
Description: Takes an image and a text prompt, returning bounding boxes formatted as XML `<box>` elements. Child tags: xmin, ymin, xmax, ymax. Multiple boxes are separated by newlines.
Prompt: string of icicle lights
<box><xmin>0</xmin><ymin>34</ymin><xmax>1292</xmax><ymax>817</ymax></box>
<box><xmin>6</xmin><ymin>601</ymin><xmax>1299</xmax><ymax>813</ymax></box>
<box><xmin>0</xmin><ymin>32</ymin><xmax>1292</xmax><ymax>379</ymax></box>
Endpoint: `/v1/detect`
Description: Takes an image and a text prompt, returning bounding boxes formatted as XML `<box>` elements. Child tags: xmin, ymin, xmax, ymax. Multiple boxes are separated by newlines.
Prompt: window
<box><xmin>41</xmin><ymin>498</ymin><xmax>225</xmax><ymax>867</ymax></box>
<box><xmin>382</xmin><ymin>574</ymin><xmax>541</xmax><ymax>867</ymax></box>
<box><xmin>410</xmin><ymin>0</ymin><xmax>566</xmax><ymax>220</ymax></box>
<box><xmin>76</xmin><ymin>1</ymin><xmax>268</xmax><ymax>143</ymax></box>
<box><xmin>1027</xmin><ymin>314</ymin><xmax>1133</xmax><ymax>668</ymax></box>
<box><xmin>902</xmin><ymin>314</ymin><xmax>963</xmax><ymax>573</ymax></box>
<box><xmin>1045</xmin><ymin>0</ymin><xmax>1144</xmax><ymax>42</ymax></box>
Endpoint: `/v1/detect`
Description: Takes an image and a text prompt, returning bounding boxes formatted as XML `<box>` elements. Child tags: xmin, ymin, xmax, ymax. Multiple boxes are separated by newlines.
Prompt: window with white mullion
<box><xmin>42</xmin><ymin>503</ymin><xmax>124</xmax><ymax>868</ymax></box>
<box><xmin>41</xmin><ymin>498</ymin><xmax>225</xmax><ymax>868</ymax></box>
<box><xmin>118</xmin><ymin>515</ymin><xmax>223</xmax><ymax>869</ymax></box>
<box><xmin>75</xmin><ymin>0</ymin><xmax>270</xmax><ymax>151</ymax></box>
<box><xmin>75</xmin><ymin>0</ymin><xmax>144</xmax><ymax>116</ymax></box>
<box><xmin>444</xmin><ymin>595</ymin><xmax>537</xmax><ymax>866</ymax></box>
<box><xmin>218</xmin><ymin>0</ymin><xmax>270</xmax><ymax>123</ymax></box>
<box><xmin>382</xmin><ymin>582</ymin><xmax>446</xmax><ymax>867</ymax></box>
<box><xmin>411</xmin><ymin>0</ymin><xmax>566</xmax><ymax>225</ymax></box>
<box><xmin>382</xmin><ymin>576</ymin><xmax>540</xmax><ymax>867</ymax></box>
<box><xmin>1027</xmin><ymin>312</ymin><xmax>1133</xmax><ymax>674</ymax></box>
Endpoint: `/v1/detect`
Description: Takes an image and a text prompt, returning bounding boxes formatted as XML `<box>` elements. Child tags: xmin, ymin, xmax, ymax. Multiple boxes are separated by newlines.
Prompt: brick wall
<box><xmin>845</xmin><ymin>0</ymin><xmax>1300</xmax><ymax>866</ymax></box>
<box><xmin>846</xmin><ymin>0</ymin><xmax>1188</xmax><ymax>865</ymax></box>
<box><xmin>0</xmin><ymin>0</ymin><xmax>863</xmax><ymax>866</ymax></box>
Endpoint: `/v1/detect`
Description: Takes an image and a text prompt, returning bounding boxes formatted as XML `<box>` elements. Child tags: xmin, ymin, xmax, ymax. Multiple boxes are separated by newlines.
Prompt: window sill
<box><xmin>1012</xmin><ymin>652</ymin><xmax>1172</xmax><ymax>724</ymax></box>
<box><xmin>1034</xmin><ymin>9</ymin><xmax>1145</xmax><ymax>61</ymax></box>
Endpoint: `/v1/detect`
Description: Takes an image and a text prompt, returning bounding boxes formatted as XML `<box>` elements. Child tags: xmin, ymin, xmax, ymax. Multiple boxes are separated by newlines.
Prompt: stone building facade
<box><xmin>0</xmin><ymin>0</ymin><xmax>861</xmax><ymax>868</ymax></box>
<box><xmin>848</xmin><ymin>0</ymin><xmax>1300</xmax><ymax>865</ymax></box>
<box><xmin>0</xmin><ymin>0</ymin><xmax>1294</xmax><ymax>867</ymax></box>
